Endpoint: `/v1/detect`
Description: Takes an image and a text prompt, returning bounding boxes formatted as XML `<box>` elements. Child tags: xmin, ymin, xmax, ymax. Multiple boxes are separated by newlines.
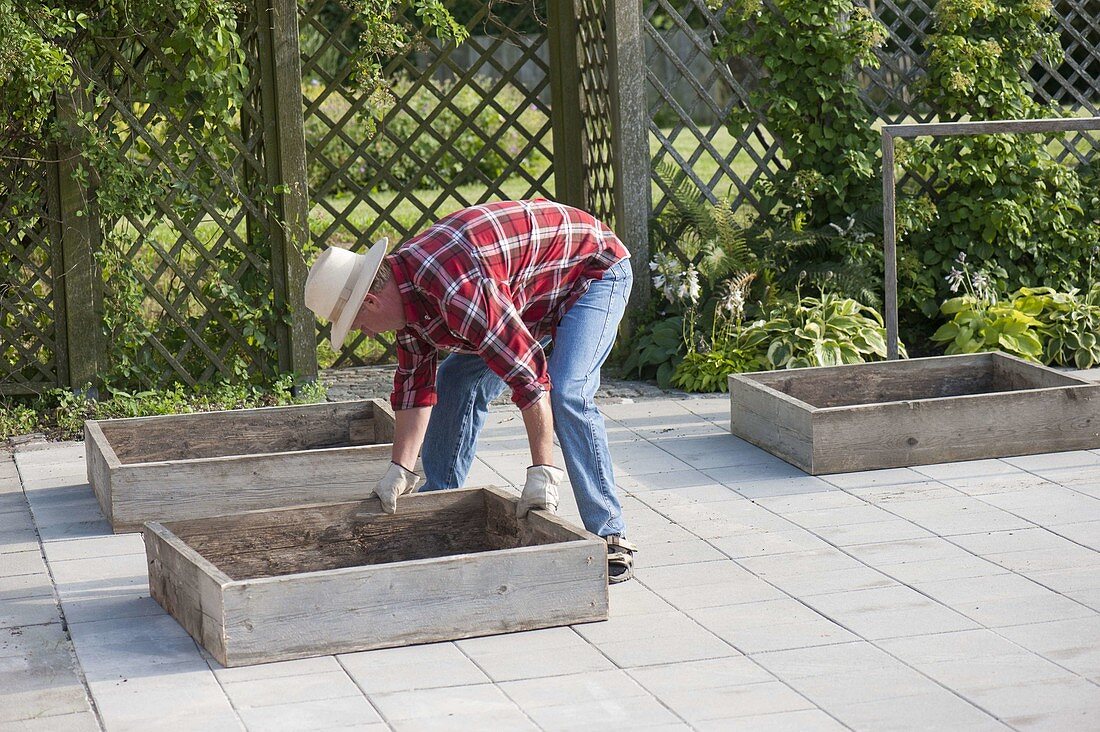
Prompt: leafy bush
<box><xmin>1</xmin><ymin>377</ymin><xmax>326</xmax><ymax>441</ymax></box>
<box><xmin>670</xmin><ymin>334</ymin><xmax>768</xmax><ymax>392</ymax></box>
<box><xmin>621</xmin><ymin>316</ymin><xmax>684</xmax><ymax>388</ymax></box>
<box><xmin>931</xmin><ymin>295</ymin><xmax>1047</xmax><ymax>361</ymax></box>
<box><xmin>715</xmin><ymin>0</ymin><xmax>886</xmax><ymax>225</ymax></box>
<box><xmin>712</xmin><ymin>0</ymin><xmax>1098</xmax><ymax>342</ymax></box>
<box><xmin>932</xmin><ymin>283</ymin><xmax>1100</xmax><ymax>368</ymax></box>
<box><xmin>2</xmin><ymin>1</ymin><xmax>466</xmax><ymax>391</ymax></box>
<box><xmin>1041</xmin><ymin>285</ymin><xmax>1100</xmax><ymax>369</ymax></box>
<box><xmin>749</xmin><ymin>292</ymin><xmax>899</xmax><ymax>369</ymax></box>
<box><xmin>897</xmin><ymin>0</ymin><xmax>1100</xmax><ymax>318</ymax></box>
<box><xmin>304</xmin><ymin>77</ymin><xmax>548</xmax><ymax>196</ymax></box>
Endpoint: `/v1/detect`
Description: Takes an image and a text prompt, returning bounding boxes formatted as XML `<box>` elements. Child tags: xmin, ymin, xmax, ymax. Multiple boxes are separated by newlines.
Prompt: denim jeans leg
<box><xmin>548</xmin><ymin>259</ymin><xmax>632</xmax><ymax>537</ymax></box>
<box><xmin>420</xmin><ymin>352</ymin><xmax>507</xmax><ymax>491</ymax></box>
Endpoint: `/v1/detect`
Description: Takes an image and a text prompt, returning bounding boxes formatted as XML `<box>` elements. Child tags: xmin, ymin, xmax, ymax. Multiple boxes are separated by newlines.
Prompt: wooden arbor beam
<box><xmin>256</xmin><ymin>0</ymin><xmax>318</xmax><ymax>385</ymax></box>
<box><xmin>548</xmin><ymin>0</ymin><xmax>651</xmax><ymax>307</ymax></box>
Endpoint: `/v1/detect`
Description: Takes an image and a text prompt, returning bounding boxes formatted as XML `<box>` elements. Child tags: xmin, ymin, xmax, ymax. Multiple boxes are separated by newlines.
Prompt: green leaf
<box><xmin>656</xmin><ymin>362</ymin><xmax>675</xmax><ymax>389</ymax></box>
<box><xmin>767</xmin><ymin>339</ymin><xmax>792</xmax><ymax>367</ymax></box>
<box><xmin>930</xmin><ymin>322</ymin><xmax>960</xmax><ymax>342</ymax></box>
<box><xmin>940</xmin><ymin>298</ymin><xmax>971</xmax><ymax>315</ymax></box>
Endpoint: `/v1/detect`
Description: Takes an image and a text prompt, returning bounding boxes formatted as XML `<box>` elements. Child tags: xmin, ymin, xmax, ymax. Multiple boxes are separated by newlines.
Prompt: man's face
<box><xmin>350</xmin><ymin>281</ymin><xmax>405</xmax><ymax>336</ymax></box>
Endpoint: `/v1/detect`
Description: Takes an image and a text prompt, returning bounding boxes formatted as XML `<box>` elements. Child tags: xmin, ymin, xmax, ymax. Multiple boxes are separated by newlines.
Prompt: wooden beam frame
<box><xmin>881</xmin><ymin>116</ymin><xmax>1100</xmax><ymax>359</ymax></box>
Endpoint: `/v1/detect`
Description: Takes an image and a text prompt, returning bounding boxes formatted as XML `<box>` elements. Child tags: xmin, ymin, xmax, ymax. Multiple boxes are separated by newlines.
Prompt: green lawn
<box><xmin>308</xmin><ymin>125</ymin><xmax>770</xmax><ymax>248</ymax></box>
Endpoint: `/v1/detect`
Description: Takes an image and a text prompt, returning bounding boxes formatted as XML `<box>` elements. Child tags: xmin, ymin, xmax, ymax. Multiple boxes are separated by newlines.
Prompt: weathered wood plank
<box><xmin>730</xmin><ymin>356</ymin><xmax>1100</xmax><ymax>474</ymax></box>
<box><xmin>812</xmin><ymin>383</ymin><xmax>1100</xmax><ymax>473</ymax></box>
<box><xmin>991</xmin><ymin>353</ymin><xmax>1085</xmax><ymax>390</ymax></box>
<box><xmin>108</xmin><ymin>444</ymin><xmax>394</xmax><ymax>533</ymax></box>
<box><xmin>96</xmin><ymin>400</ymin><xmax>388</xmax><ymax>464</ymax></box>
<box><xmin>167</xmin><ymin>490</ymin><xmax>490</xmax><ymax>579</ymax></box>
<box><xmin>219</xmin><ymin>540</ymin><xmax>608</xmax><ymax>666</ymax></box>
<box><xmin>729</xmin><ymin>373</ymin><xmax>814</xmax><ymax>471</ymax></box>
<box><xmin>745</xmin><ymin>354</ymin><xmax>999</xmax><ymax>409</ymax></box>
<box><xmin>256</xmin><ymin>0</ymin><xmax>317</xmax><ymax>382</ymax></box>
<box><xmin>372</xmin><ymin>400</ymin><xmax>396</xmax><ymax>442</ymax></box>
<box><xmin>53</xmin><ymin>81</ymin><xmax>105</xmax><ymax>389</ymax></box>
<box><xmin>144</xmin><ymin>522</ymin><xmax>230</xmax><ymax>663</ymax></box>
<box><xmin>83</xmin><ymin>421</ymin><xmax>118</xmax><ymax>524</ymax></box>
<box><xmin>483</xmin><ymin>486</ymin><xmax>597</xmax><ymax>547</ymax></box>
<box><xmin>87</xmin><ymin>399</ymin><xmax>404</xmax><ymax>532</ymax></box>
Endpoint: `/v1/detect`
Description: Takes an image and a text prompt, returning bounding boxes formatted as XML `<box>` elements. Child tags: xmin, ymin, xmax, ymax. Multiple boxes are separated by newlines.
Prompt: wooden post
<box><xmin>52</xmin><ymin>85</ymin><xmax>105</xmax><ymax>391</ymax></box>
<box><xmin>606</xmin><ymin>0</ymin><xmax>651</xmax><ymax>307</ymax></box>
<box><xmin>256</xmin><ymin>0</ymin><xmax>317</xmax><ymax>385</ymax></box>
<box><xmin>547</xmin><ymin>0</ymin><xmax>586</xmax><ymax>210</ymax></box>
<box><xmin>881</xmin><ymin>130</ymin><xmax>898</xmax><ymax>360</ymax></box>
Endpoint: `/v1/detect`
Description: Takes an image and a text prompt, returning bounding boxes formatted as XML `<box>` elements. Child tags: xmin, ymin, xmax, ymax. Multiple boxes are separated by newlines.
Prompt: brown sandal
<box><xmin>606</xmin><ymin>535</ymin><xmax>637</xmax><ymax>584</ymax></box>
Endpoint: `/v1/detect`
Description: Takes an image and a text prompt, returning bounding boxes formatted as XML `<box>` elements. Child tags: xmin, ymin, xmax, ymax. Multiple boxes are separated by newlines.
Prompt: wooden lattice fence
<box><xmin>4</xmin><ymin>0</ymin><xmax>1100</xmax><ymax>392</ymax></box>
<box><xmin>646</xmin><ymin>0</ymin><xmax>1100</xmax><ymax>228</ymax></box>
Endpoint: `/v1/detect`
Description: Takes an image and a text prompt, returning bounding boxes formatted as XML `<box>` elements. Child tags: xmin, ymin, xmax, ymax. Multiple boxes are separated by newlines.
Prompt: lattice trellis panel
<box><xmin>300</xmin><ymin>0</ymin><xmax>556</xmax><ymax>367</ymax></box>
<box><xmin>645</xmin><ymin>0</ymin><xmax>785</xmax><ymax>249</ymax></box>
<box><xmin>72</xmin><ymin>10</ymin><xmax>282</xmax><ymax>388</ymax></box>
<box><xmin>576</xmin><ymin>0</ymin><xmax>617</xmax><ymax>226</ymax></box>
<box><xmin>0</xmin><ymin>142</ymin><xmax>61</xmax><ymax>395</ymax></box>
<box><xmin>644</xmin><ymin>0</ymin><xmax>1100</xmax><ymax>255</ymax></box>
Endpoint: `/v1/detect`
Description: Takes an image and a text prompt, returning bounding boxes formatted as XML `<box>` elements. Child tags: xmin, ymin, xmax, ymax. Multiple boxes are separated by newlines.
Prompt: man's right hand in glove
<box><xmin>516</xmin><ymin>464</ymin><xmax>564</xmax><ymax>517</ymax></box>
<box><xmin>372</xmin><ymin>461</ymin><xmax>421</xmax><ymax>514</ymax></box>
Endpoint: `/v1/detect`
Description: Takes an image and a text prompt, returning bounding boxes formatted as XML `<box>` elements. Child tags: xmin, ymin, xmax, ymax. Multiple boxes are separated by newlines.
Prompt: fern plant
<box><xmin>652</xmin><ymin>161</ymin><xmax>757</xmax><ymax>298</ymax></box>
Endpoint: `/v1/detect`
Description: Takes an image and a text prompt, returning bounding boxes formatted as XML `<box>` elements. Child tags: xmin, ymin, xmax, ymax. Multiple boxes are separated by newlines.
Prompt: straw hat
<box><xmin>304</xmin><ymin>238</ymin><xmax>389</xmax><ymax>349</ymax></box>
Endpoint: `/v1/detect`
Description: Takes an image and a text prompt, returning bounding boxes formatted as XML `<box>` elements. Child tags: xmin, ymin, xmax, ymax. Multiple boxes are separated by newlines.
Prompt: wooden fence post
<box><xmin>606</xmin><ymin>0</ymin><xmax>651</xmax><ymax>306</ymax></box>
<box><xmin>547</xmin><ymin>0</ymin><xmax>587</xmax><ymax>210</ymax></box>
<box><xmin>52</xmin><ymin>85</ymin><xmax>105</xmax><ymax>392</ymax></box>
<box><xmin>256</xmin><ymin>0</ymin><xmax>317</xmax><ymax>385</ymax></box>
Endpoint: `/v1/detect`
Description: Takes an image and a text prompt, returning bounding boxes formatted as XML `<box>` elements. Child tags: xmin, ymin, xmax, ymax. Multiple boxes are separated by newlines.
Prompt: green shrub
<box><xmin>713</xmin><ymin>0</ymin><xmax>1098</xmax><ymax>341</ymax></box>
<box><xmin>304</xmin><ymin>76</ymin><xmax>548</xmax><ymax>196</ymax></box>
<box><xmin>897</xmin><ymin>0</ymin><xmax>1099</xmax><ymax>318</ymax></box>
<box><xmin>715</xmin><ymin>0</ymin><xmax>886</xmax><ymax>225</ymax></box>
<box><xmin>748</xmin><ymin>292</ymin><xmax>899</xmax><ymax>370</ymax></box>
<box><xmin>931</xmin><ymin>295</ymin><xmax>1047</xmax><ymax>361</ymax></box>
<box><xmin>620</xmin><ymin>315</ymin><xmax>685</xmax><ymax>389</ymax></box>
<box><xmin>931</xmin><ymin>265</ymin><xmax>1100</xmax><ymax>368</ymax></box>
<box><xmin>0</xmin><ymin>377</ymin><xmax>326</xmax><ymax>441</ymax></box>
<box><xmin>1041</xmin><ymin>285</ymin><xmax>1100</xmax><ymax>369</ymax></box>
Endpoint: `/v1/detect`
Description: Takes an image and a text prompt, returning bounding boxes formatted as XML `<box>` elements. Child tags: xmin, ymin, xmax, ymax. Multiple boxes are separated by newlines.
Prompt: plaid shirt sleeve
<box><xmin>441</xmin><ymin>277</ymin><xmax>551</xmax><ymax>410</ymax></box>
<box><xmin>391</xmin><ymin>329</ymin><xmax>438</xmax><ymax>410</ymax></box>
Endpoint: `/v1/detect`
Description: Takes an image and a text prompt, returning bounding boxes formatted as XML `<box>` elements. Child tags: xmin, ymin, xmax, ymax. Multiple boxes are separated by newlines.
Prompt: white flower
<box><xmin>946</xmin><ymin>267</ymin><xmax>965</xmax><ymax>293</ymax></box>
<box><xmin>971</xmin><ymin>271</ymin><xmax>993</xmax><ymax>301</ymax></box>
<box><xmin>956</xmin><ymin>251</ymin><xmax>967</xmax><ymax>264</ymax></box>
<box><xmin>685</xmin><ymin>265</ymin><xmax>701</xmax><ymax>304</ymax></box>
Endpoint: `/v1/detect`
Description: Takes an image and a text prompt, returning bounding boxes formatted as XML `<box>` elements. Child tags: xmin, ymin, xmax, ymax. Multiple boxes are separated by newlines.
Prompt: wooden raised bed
<box><xmin>86</xmin><ymin>399</ymin><xmax>403</xmax><ymax>533</ymax></box>
<box><xmin>729</xmin><ymin>353</ymin><xmax>1100</xmax><ymax>474</ymax></box>
<box><xmin>143</xmin><ymin>486</ymin><xmax>609</xmax><ymax>667</ymax></box>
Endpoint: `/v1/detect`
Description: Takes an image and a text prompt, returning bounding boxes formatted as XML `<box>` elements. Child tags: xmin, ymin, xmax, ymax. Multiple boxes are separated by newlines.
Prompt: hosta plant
<box><xmin>1041</xmin><ymin>285</ymin><xmax>1100</xmax><ymax>369</ymax></box>
<box><xmin>748</xmin><ymin>293</ymin><xmax>899</xmax><ymax>369</ymax></box>
<box><xmin>930</xmin><ymin>255</ymin><xmax>1100</xmax><ymax>368</ymax></box>
<box><xmin>930</xmin><ymin>297</ymin><xmax>1046</xmax><ymax>361</ymax></box>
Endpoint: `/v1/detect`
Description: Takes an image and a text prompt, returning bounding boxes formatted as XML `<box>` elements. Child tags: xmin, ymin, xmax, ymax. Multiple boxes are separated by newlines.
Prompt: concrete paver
<box><xmin>4</xmin><ymin>395</ymin><xmax>1100</xmax><ymax>730</ymax></box>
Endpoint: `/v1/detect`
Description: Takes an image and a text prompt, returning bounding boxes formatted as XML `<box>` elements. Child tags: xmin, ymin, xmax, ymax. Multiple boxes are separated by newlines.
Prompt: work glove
<box><xmin>516</xmin><ymin>464</ymin><xmax>564</xmax><ymax>518</ymax></box>
<box><xmin>372</xmin><ymin>461</ymin><xmax>421</xmax><ymax>514</ymax></box>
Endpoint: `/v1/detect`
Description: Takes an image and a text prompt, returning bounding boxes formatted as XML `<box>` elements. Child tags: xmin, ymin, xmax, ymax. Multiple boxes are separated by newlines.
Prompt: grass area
<box><xmin>308</xmin><ymin>126</ymin><xmax>768</xmax><ymax>249</ymax></box>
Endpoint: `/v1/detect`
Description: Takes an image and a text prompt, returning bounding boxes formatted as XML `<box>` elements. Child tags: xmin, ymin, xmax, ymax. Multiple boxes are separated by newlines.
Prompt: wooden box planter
<box><xmin>143</xmin><ymin>486</ymin><xmax>609</xmax><ymax>667</ymax></box>
<box><xmin>85</xmin><ymin>399</ymin><xmax>403</xmax><ymax>533</ymax></box>
<box><xmin>728</xmin><ymin>353</ymin><xmax>1100</xmax><ymax>475</ymax></box>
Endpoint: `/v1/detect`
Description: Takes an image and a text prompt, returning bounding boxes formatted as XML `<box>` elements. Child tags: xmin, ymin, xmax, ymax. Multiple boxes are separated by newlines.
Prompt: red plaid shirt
<box><xmin>387</xmin><ymin>199</ymin><xmax>629</xmax><ymax>411</ymax></box>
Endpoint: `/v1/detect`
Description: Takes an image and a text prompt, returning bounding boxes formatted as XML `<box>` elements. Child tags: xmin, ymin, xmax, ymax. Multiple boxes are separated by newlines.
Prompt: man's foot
<box><xmin>605</xmin><ymin>535</ymin><xmax>637</xmax><ymax>584</ymax></box>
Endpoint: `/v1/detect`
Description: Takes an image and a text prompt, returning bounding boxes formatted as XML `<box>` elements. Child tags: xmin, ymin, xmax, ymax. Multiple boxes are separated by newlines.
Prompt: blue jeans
<box><xmin>420</xmin><ymin>258</ymin><xmax>633</xmax><ymax>538</ymax></box>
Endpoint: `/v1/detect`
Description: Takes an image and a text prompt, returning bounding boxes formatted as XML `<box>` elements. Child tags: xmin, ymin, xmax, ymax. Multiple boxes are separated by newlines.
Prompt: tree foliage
<box><xmin>1</xmin><ymin>0</ymin><xmax>466</xmax><ymax>388</ymax></box>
